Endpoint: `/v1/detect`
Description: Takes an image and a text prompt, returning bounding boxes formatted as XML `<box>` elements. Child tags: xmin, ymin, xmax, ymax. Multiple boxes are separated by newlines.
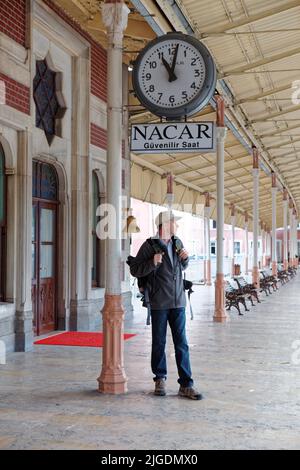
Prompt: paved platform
<box><xmin>0</xmin><ymin>275</ymin><xmax>300</xmax><ymax>450</ymax></box>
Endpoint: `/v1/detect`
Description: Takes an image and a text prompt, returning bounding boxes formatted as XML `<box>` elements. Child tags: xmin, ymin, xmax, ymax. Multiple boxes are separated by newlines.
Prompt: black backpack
<box><xmin>126</xmin><ymin>237</ymin><xmax>194</xmax><ymax>323</ymax></box>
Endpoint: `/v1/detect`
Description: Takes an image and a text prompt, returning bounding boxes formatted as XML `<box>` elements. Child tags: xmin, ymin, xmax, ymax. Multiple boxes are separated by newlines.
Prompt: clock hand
<box><xmin>170</xmin><ymin>44</ymin><xmax>179</xmax><ymax>78</ymax></box>
<box><xmin>161</xmin><ymin>53</ymin><xmax>177</xmax><ymax>82</ymax></box>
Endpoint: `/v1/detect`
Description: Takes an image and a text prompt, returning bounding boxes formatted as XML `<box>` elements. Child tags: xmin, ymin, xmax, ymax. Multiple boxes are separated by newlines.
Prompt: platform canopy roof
<box><xmin>54</xmin><ymin>0</ymin><xmax>300</xmax><ymax>229</ymax></box>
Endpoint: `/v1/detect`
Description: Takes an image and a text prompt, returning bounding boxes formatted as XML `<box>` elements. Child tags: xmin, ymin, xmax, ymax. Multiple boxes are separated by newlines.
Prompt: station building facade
<box><xmin>0</xmin><ymin>0</ymin><xmax>132</xmax><ymax>352</ymax></box>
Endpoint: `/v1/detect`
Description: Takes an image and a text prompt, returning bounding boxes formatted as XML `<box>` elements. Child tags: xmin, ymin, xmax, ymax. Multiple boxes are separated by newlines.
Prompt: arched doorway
<box><xmin>0</xmin><ymin>144</ymin><xmax>6</xmax><ymax>302</ymax></box>
<box><xmin>32</xmin><ymin>161</ymin><xmax>59</xmax><ymax>335</ymax></box>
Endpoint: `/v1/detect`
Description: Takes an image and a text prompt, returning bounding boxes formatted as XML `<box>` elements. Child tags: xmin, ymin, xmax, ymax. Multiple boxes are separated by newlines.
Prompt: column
<box><xmin>15</xmin><ymin>130</ymin><xmax>34</xmax><ymax>351</ymax></box>
<box><xmin>98</xmin><ymin>0</ymin><xmax>130</xmax><ymax>394</ymax></box>
<box><xmin>271</xmin><ymin>173</ymin><xmax>277</xmax><ymax>276</ymax></box>
<box><xmin>69</xmin><ymin>50</ymin><xmax>92</xmax><ymax>331</ymax></box>
<box><xmin>252</xmin><ymin>147</ymin><xmax>260</xmax><ymax>288</ymax></box>
<box><xmin>264</xmin><ymin>223</ymin><xmax>268</xmax><ymax>267</ymax></box>
<box><xmin>260</xmin><ymin>222</ymin><xmax>264</xmax><ymax>269</ymax></box>
<box><xmin>268</xmin><ymin>226</ymin><xmax>271</xmax><ymax>266</ymax></box>
<box><xmin>283</xmin><ymin>190</ymin><xmax>288</xmax><ymax>270</ymax></box>
<box><xmin>296</xmin><ymin>214</ymin><xmax>299</xmax><ymax>268</ymax></box>
<box><xmin>204</xmin><ymin>193</ymin><xmax>212</xmax><ymax>286</ymax></box>
<box><xmin>214</xmin><ymin>95</ymin><xmax>228</xmax><ymax>322</ymax></box>
<box><xmin>289</xmin><ymin>199</ymin><xmax>293</xmax><ymax>267</ymax></box>
<box><xmin>293</xmin><ymin>209</ymin><xmax>298</xmax><ymax>268</ymax></box>
<box><xmin>231</xmin><ymin>204</ymin><xmax>236</xmax><ymax>276</ymax></box>
<box><xmin>244</xmin><ymin>212</ymin><xmax>249</xmax><ymax>274</ymax></box>
<box><xmin>203</xmin><ymin>206</ymin><xmax>207</xmax><ymax>284</ymax></box>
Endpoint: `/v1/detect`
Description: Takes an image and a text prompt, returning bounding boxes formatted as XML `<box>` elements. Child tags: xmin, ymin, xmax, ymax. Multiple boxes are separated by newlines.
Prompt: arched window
<box><xmin>0</xmin><ymin>144</ymin><xmax>6</xmax><ymax>301</ymax></box>
<box><xmin>92</xmin><ymin>172</ymin><xmax>100</xmax><ymax>287</ymax></box>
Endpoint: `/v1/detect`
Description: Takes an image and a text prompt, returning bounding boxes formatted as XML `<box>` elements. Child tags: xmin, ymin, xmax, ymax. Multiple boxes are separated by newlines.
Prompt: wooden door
<box><xmin>32</xmin><ymin>201</ymin><xmax>57</xmax><ymax>335</ymax></box>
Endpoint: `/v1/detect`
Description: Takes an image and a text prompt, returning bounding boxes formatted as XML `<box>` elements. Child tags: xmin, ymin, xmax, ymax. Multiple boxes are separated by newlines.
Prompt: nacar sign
<box><xmin>130</xmin><ymin>122</ymin><xmax>216</xmax><ymax>154</ymax></box>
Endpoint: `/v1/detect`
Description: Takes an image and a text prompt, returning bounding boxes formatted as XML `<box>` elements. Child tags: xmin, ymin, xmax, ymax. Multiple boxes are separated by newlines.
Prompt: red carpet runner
<box><xmin>34</xmin><ymin>331</ymin><xmax>136</xmax><ymax>348</ymax></box>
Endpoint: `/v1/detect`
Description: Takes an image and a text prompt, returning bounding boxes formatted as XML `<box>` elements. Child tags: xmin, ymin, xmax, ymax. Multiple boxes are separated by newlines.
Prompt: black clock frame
<box><xmin>132</xmin><ymin>32</ymin><xmax>217</xmax><ymax>119</ymax></box>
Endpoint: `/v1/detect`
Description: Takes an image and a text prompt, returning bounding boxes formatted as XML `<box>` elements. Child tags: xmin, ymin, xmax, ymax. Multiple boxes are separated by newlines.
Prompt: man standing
<box><xmin>130</xmin><ymin>211</ymin><xmax>202</xmax><ymax>400</ymax></box>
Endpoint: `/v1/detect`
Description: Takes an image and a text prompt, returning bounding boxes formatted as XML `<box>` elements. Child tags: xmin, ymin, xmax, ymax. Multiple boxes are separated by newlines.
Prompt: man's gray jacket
<box><xmin>130</xmin><ymin>237</ymin><xmax>189</xmax><ymax>310</ymax></box>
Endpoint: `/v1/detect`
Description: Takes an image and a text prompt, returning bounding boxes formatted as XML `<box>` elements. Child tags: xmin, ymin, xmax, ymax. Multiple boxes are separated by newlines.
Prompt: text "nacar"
<box><xmin>132</xmin><ymin>123</ymin><xmax>212</xmax><ymax>141</ymax></box>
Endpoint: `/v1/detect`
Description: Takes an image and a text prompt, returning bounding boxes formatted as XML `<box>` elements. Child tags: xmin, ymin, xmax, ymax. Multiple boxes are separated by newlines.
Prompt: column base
<box><xmin>14</xmin><ymin>310</ymin><xmax>34</xmax><ymax>352</ymax></box>
<box><xmin>97</xmin><ymin>294</ymin><xmax>128</xmax><ymax>394</ymax></box>
<box><xmin>252</xmin><ymin>266</ymin><xmax>260</xmax><ymax>289</ymax></box>
<box><xmin>213</xmin><ymin>274</ymin><xmax>228</xmax><ymax>322</ymax></box>
<box><xmin>283</xmin><ymin>260</ymin><xmax>288</xmax><ymax>270</ymax></box>
<box><xmin>272</xmin><ymin>261</ymin><xmax>277</xmax><ymax>277</ymax></box>
<box><xmin>206</xmin><ymin>260</ymin><xmax>212</xmax><ymax>286</ymax></box>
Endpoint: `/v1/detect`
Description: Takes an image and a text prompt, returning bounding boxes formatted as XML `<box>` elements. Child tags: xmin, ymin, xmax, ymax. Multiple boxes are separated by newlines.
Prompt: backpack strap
<box><xmin>187</xmin><ymin>288</ymin><xmax>194</xmax><ymax>320</ymax></box>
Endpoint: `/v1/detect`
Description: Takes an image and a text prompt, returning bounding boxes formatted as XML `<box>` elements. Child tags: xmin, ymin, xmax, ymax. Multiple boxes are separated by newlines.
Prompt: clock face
<box><xmin>132</xmin><ymin>33</ymin><xmax>216</xmax><ymax>119</ymax></box>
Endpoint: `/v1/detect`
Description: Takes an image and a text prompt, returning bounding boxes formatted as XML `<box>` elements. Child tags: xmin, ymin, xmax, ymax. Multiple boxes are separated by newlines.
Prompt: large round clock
<box><xmin>132</xmin><ymin>32</ymin><xmax>216</xmax><ymax>119</ymax></box>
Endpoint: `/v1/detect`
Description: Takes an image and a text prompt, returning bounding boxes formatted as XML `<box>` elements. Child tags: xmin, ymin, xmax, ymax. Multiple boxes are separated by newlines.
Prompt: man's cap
<box><xmin>155</xmin><ymin>211</ymin><xmax>182</xmax><ymax>227</ymax></box>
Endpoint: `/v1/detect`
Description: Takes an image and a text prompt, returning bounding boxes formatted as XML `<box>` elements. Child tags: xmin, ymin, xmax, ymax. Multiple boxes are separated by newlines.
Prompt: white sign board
<box><xmin>130</xmin><ymin>122</ymin><xmax>216</xmax><ymax>154</ymax></box>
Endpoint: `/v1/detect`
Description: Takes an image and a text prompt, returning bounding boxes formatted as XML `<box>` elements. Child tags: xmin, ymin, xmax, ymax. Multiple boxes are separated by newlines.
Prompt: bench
<box><xmin>233</xmin><ymin>276</ymin><xmax>261</xmax><ymax>305</ymax></box>
<box><xmin>225</xmin><ymin>280</ymin><xmax>250</xmax><ymax>316</ymax></box>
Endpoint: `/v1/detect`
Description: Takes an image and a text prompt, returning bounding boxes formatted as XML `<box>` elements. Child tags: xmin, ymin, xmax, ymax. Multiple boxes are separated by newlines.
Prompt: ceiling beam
<box><xmin>265</xmin><ymin>137</ymin><xmax>300</xmax><ymax>150</ymax></box>
<box><xmin>221</xmin><ymin>46</ymin><xmax>300</xmax><ymax>78</ymax></box>
<box><xmin>251</xmin><ymin>104</ymin><xmax>300</xmax><ymax>123</ymax></box>
<box><xmin>235</xmin><ymin>83</ymin><xmax>293</xmax><ymax>105</ymax></box>
<box><xmin>269</xmin><ymin>149</ymin><xmax>300</xmax><ymax>160</ymax></box>
<box><xmin>198</xmin><ymin>0</ymin><xmax>300</xmax><ymax>36</ymax></box>
<box><xmin>260</xmin><ymin>123</ymin><xmax>300</xmax><ymax>138</ymax></box>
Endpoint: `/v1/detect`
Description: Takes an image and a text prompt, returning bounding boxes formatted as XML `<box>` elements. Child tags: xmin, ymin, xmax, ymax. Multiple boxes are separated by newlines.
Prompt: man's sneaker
<box><xmin>154</xmin><ymin>379</ymin><xmax>166</xmax><ymax>396</ymax></box>
<box><xmin>178</xmin><ymin>386</ymin><xmax>203</xmax><ymax>400</ymax></box>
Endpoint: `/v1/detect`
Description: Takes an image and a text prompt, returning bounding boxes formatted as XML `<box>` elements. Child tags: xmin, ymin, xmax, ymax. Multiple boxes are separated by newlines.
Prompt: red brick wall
<box><xmin>0</xmin><ymin>72</ymin><xmax>30</xmax><ymax>114</ymax></box>
<box><xmin>91</xmin><ymin>123</ymin><xmax>107</xmax><ymax>150</ymax></box>
<box><xmin>0</xmin><ymin>0</ymin><xmax>27</xmax><ymax>47</ymax></box>
<box><xmin>43</xmin><ymin>0</ymin><xmax>107</xmax><ymax>102</ymax></box>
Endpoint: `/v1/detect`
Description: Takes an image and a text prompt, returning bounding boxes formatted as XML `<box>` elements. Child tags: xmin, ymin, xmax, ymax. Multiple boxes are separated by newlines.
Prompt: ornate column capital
<box><xmin>102</xmin><ymin>2</ymin><xmax>130</xmax><ymax>47</ymax></box>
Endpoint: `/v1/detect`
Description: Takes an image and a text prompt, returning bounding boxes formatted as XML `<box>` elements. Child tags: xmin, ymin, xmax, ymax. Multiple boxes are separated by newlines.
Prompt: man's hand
<box><xmin>154</xmin><ymin>253</ymin><xmax>163</xmax><ymax>266</ymax></box>
<box><xmin>178</xmin><ymin>249</ymin><xmax>189</xmax><ymax>260</ymax></box>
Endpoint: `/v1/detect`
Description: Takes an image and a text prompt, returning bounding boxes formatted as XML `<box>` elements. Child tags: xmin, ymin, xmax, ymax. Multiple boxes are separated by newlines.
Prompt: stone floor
<box><xmin>1</xmin><ymin>275</ymin><xmax>300</xmax><ymax>450</ymax></box>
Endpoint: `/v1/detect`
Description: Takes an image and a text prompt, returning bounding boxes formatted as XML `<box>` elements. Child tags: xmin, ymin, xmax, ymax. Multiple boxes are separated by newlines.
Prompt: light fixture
<box><xmin>128</xmin><ymin>62</ymin><xmax>134</xmax><ymax>72</ymax></box>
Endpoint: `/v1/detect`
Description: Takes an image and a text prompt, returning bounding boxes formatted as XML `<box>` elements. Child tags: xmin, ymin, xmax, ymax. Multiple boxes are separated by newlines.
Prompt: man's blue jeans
<box><xmin>151</xmin><ymin>308</ymin><xmax>193</xmax><ymax>387</ymax></box>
